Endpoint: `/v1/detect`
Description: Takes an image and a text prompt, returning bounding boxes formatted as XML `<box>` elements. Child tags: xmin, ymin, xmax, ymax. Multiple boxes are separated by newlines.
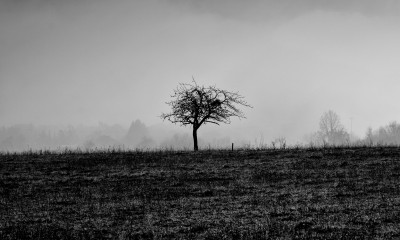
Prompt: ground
<box><xmin>1</xmin><ymin>147</ymin><xmax>400</xmax><ymax>239</ymax></box>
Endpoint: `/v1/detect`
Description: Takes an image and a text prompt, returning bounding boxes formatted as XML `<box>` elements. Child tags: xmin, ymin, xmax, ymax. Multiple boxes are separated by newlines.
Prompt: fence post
<box><xmin>232</xmin><ymin>143</ymin><xmax>234</xmax><ymax>151</ymax></box>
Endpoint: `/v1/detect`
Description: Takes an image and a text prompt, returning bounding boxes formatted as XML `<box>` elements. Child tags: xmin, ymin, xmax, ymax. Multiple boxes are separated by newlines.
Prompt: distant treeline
<box><xmin>365</xmin><ymin>121</ymin><xmax>400</xmax><ymax>146</ymax></box>
<box><xmin>0</xmin><ymin>120</ymin><xmax>231</xmax><ymax>152</ymax></box>
<box><xmin>4</xmin><ymin>116</ymin><xmax>399</xmax><ymax>152</ymax></box>
<box><xmin>0</xmin><ymin>123</ymin><xmax>126</xmax><ymax>151</ymax></box>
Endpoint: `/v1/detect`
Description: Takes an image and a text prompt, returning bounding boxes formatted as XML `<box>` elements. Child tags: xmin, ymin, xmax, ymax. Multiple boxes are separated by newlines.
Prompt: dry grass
<box><xmin>1</xmin><ymin>147</ymin><xmax>400</xmax><ymax>239</ymax></box>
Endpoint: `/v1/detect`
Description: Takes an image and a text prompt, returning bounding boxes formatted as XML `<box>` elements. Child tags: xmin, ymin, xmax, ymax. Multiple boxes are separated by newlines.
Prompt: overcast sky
<box><xmin>1</xmin><ymin>0</ymin><xmax>400</xmax><ymax>143</ymax></box>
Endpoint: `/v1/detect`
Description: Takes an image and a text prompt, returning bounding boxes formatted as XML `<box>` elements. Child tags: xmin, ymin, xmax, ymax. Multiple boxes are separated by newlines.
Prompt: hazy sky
<box><xmin>1</xmin><ymin>0</ymin><xmax>400</xmax><ymax>143</ymax></box>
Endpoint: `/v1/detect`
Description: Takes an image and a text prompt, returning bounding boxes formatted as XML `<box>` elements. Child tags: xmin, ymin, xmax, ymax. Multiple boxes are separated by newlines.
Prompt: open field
<box><xmin>1</xmin><ymin>147</ymin><xmax>400</xmax><ymax>239</ymax></box>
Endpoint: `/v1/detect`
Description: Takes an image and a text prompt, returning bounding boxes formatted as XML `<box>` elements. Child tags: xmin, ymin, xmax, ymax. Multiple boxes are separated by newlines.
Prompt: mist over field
<box><xmin>0</xmin><ymin>120</ymin><xmax>235</xmax><ymax>151</ymax></box>
<box><xmin>1</xmin><ymin>0</ymin><xmax>400</xmax><ymax>150</ymax></box>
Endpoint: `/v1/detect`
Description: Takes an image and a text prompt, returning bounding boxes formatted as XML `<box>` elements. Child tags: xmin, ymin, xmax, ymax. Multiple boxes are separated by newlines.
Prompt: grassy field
<box><xmin>1</xmin><ymin>147</ymin><xmax>400</xmax><ymax>239</ymax></box>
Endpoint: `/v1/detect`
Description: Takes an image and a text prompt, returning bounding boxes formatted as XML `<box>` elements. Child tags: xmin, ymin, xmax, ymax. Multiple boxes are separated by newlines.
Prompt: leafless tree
<box><xmin>161</xmin><ymin>80</ymin><xmax>252</xmax><ymax>151</ymax></box>
<box><xmin>318</xmin><ymin>110</ymin><xmax>349</xmax><ymax>145</ymax></box>
<box><xmin>366</xmin><ymin>121</ymin><xmax>400</xmax><ymax>146</ymax></box>
<box><xmin>365</xmin><ymin>127</ymin><xmax>374</xmax><ymax>146</ymax></box>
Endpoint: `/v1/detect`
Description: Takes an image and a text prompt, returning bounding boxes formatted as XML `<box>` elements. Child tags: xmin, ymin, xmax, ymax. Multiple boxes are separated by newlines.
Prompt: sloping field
<box><xmin>1</xmin><ymin>147</ymin><xmax>400</xmax><ymax>239</ymax></box>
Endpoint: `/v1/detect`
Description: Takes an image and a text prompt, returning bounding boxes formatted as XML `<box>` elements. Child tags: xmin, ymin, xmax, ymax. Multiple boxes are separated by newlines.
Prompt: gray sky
<box><xmin>1</xmin><ymin>0</ymin><xmax>400</xmax><ymax>143</ymax></box>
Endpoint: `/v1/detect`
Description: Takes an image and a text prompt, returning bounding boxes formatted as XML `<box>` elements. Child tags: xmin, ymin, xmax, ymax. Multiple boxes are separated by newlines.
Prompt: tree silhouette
<box><xmin>161</xmin><ymin>80</ymin><xmax>251</xmax><ymax>151</ymax></box>
<box><xmin>318</xmin><ymin>110</ymin><xmax>349</xmax><ymax>145</ymax></box>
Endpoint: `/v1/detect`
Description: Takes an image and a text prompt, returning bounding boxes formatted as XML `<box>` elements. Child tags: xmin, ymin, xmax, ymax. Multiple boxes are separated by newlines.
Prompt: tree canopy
<box><xmin>161</xmin><ymin>80</ymin><xmax>251</xmax><ymax>151</ymax></box>
<box><xmin>318</xmin><ymin>110</ymin><xmax>349</xmax><ymax>145</ymax></box>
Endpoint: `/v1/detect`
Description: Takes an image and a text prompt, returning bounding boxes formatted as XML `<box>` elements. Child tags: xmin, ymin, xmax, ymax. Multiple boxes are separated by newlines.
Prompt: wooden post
<box><xmin>232</xmin><ymin>143</ymin><xmax>234</xmax><ymax>151</ymax></box>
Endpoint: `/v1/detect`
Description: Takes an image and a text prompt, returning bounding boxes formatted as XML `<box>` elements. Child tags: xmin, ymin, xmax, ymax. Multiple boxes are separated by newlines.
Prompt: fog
<box><xmin>1</xmin><ymin>0</ymin><xmax>400</xmax><ymax>150</ymax></box>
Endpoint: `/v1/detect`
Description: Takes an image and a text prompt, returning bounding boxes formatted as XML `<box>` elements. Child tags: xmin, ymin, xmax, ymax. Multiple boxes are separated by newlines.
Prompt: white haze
<box><xmin>1</xmin><ymin>0</ymin><xmax>400</xmax><ymax>146</ymax></box>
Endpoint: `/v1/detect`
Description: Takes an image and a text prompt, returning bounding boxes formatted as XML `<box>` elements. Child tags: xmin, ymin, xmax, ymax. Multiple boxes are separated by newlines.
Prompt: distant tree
<box><xmin>365</xmin><ymin>127</ymin><xmax>374</xmax><ymax>146</ymax></box>
<box><xmin>366</xmin><ymin>121</ymin><xmax>400</xmax><ymax>145</ymax></box>
<box><xmin>161</xmin><ymin>80</ymin><xmax>251</xmax><ymax>151</ymax></box>
<box><xmin>123</xmin><ymin>119</ymin><xmax>149</xmax><ymax>147</ymax></box>
<box><xmin>318</xmin><ymin>110</ymin><xmax>349</xmax><ymax>145</ymax></box>
<box><xmin>386</xmin><ymin>121</ymin><xmax>400</xmax><ymax>143</ymax></box>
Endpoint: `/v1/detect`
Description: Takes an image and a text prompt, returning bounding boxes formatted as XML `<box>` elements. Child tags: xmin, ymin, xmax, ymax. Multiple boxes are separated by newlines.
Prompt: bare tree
<box><xmin>161</xmin><ymin>80</ymin><xmax>251</xmax><ymax>151</ymax></box>
<box><xmin>318</xmin><ymin>110</ymin><xmax>349</xmax><ymax>145</ymax></box>
<box><xmin>365</xmin><ymin>127</ymin><xmax>374</xmax><ymax>146</ymax></box>
<box><xmin>366</xmin><ymin>121</ymin><xmax>400</xmax><ymax>146</ymax></box>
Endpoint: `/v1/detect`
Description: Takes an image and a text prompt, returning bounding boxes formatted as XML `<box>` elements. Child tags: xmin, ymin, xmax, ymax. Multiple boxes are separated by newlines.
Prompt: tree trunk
<box><xmin>193</xmin><ymin>127</ymin><xmax>198</xmax><ymax>151</ymax></box>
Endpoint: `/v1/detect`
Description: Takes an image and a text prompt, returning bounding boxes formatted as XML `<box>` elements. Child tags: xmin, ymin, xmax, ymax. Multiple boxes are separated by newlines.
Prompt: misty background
<box><xmin>1</xmin><ymin>0</ymin><xmax>400</xmax><ymax>151</ymax></box>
